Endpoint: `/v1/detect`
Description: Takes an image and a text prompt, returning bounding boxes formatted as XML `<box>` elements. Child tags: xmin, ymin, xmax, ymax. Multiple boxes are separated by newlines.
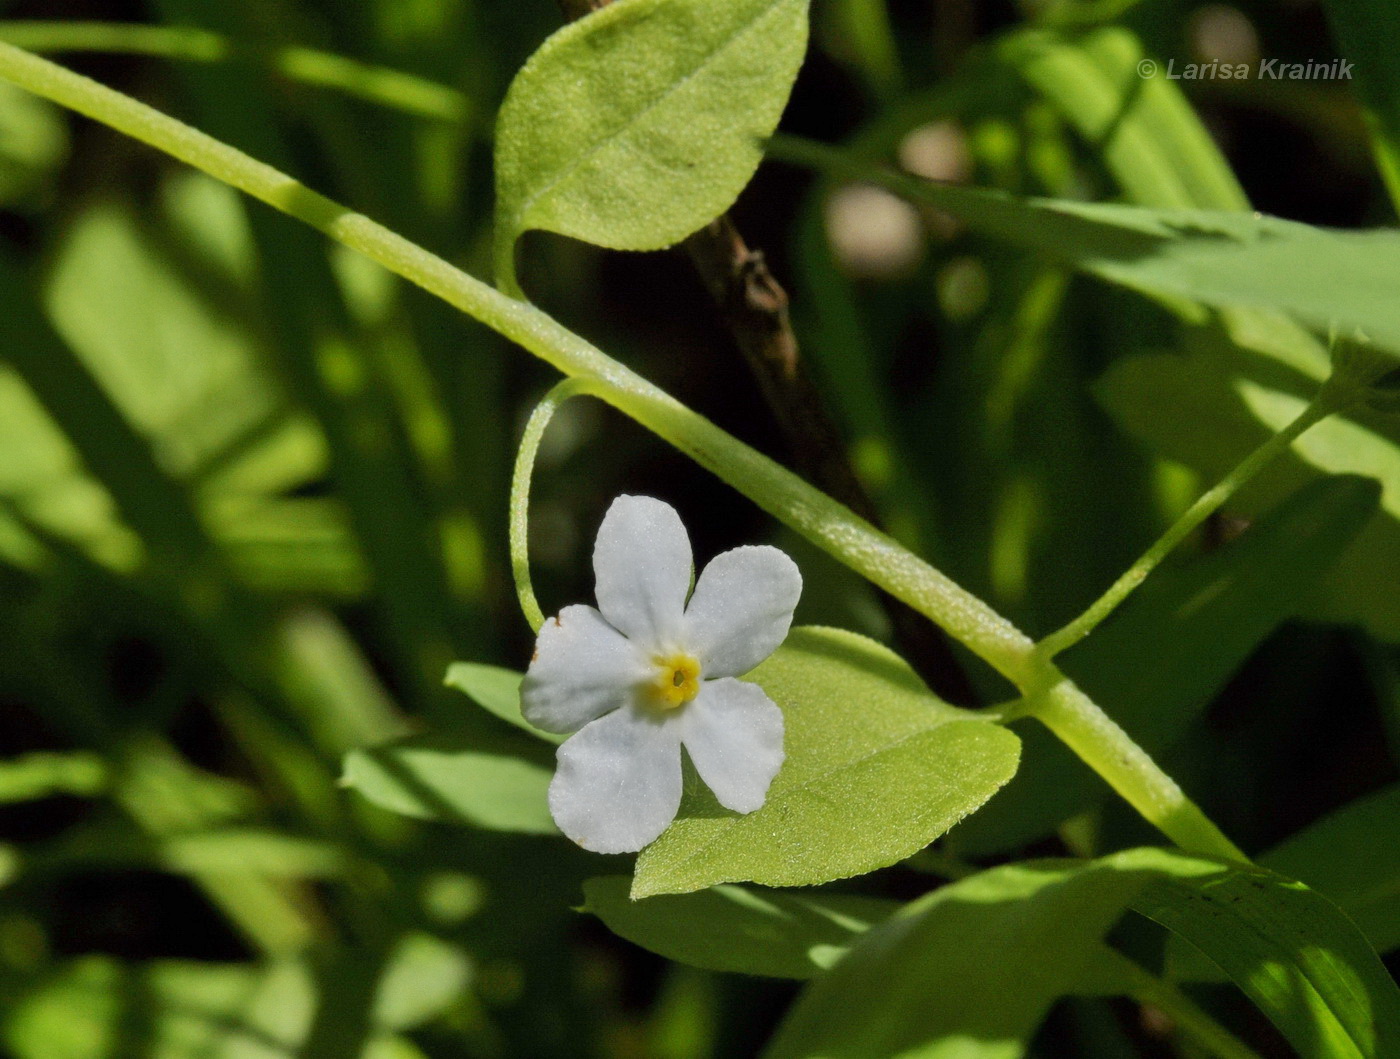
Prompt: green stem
<box><xmin>510</xmin><ymin>379</ymin><xmax>592</xmax><ymax>632</ymax></box>
<box><xmin>1031</xmin><ymin>672</ymin><xmax>1245</xmax><ymax>861</ymax></box>
<box><xmin>0</xmin><ymin>40</ymin><xmax>1248</xmax><ymax>863</ymax></box>
<box><xmin>0</xmin><ymin>20</ymin><xmax>468</xmax><ymax>123</ymax></box>
<box><xmin>1037</xmin><ymin>390</ymin><xmax>1340</xmax><ymax>660</ymax></box>
<box><xmin>0</xmin><ymin>39</ymin><xmax>1034</xmax><ymax>684</ymax></box>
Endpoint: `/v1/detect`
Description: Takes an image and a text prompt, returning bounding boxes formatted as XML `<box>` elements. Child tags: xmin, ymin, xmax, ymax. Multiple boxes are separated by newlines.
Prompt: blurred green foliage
<box><xmin>0</xmin><ymin>0</ymin><xmax>1398</xmax><ymax>1055</ymax></box>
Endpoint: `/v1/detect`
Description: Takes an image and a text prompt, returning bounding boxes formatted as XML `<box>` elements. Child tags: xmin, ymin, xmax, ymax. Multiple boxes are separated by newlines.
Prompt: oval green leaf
<box><xmin>342</xmin><ymin>734</ymin><xmax>556</xmax><ymax>835</ymax></box>
<box><xmin>444</xmin><ymin>661</ymin><xmax>563</xmax><ymax>744</ymax></box>
<box><xmin>631</xmin><ymin>626</ymin><xmax>1020</xmax><ymax>898</ymax></box>
<box><xmin>494</xmin><ymin>0</ymin><xmax>810</xmax><ymax>277</ymax></box>
<box><xmin>763</xmin><ymin>850</ymin><xmax>1176</xmax><ymax>1059</ymax></box>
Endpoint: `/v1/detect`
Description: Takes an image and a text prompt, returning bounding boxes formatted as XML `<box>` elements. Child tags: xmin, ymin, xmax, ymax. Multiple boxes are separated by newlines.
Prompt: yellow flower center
<box><xmin>650</xmin><ymin>653</ymin><xmax>701</xmax><ymax>709</ymax></box>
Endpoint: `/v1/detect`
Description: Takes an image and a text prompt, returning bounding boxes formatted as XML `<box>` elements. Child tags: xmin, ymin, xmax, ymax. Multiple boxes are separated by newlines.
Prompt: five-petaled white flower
<box><xmin>521</xmin><ymin>495</ymin><xmax>802</xmax><ymax>853</ymax></box>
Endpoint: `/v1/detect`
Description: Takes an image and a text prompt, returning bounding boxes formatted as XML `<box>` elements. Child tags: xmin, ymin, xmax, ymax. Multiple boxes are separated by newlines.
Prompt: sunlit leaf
<box><xmin>1262</xmin><ymin>783</ymin><xmax>1400</xmax><ymax>956</ymax></box>
<box><xmin>1322</xmin><ymin>0</ymin><xmax>1400</xmax><ymax>209</ymax></box>
<box><xmin>632</xmin><ymin>627</ymin><xmax>1020</xmax><ymax>897</ymax></box>
<box><xmin>444</xmin><ymin>661</ymin><xmax>562</xmax><ymax>744</ymax></box>
<box><xmin>2</xmin><ymin>937</ymin><xmax>468</xmax><ymax>1059</ymax></box>
<box><xmin>0</xmin><ymin>751</ymin><xmax>106</xmax><ymax>804</ymax></box>
<box><xmin>765</xmin><ymin>848</ymin><xmax>1400</xmax><ymax>1059</ymax></box>
<box><xmin>763</xmin><ymin>849</ymin><xmax>1185</xmax><ymax>1059</ymax></box>
<box><xmin>43</xmin><ymin>178</ymin><xmax>321</xmax><ymax>492</ymax></box>
<box><xmin>0</xmin><ymin>79</ymin><xmax>66</xmax><ymax>206</ymax></box>
<box><xmin>1143</xmin><ymin>864</ymin><xmax>1400</xmax><ymax>1059</ymax></box>
<box><xmin>342</xmin><ymin>734</ymin><xmax>556</xmax><ymax>834</ymax></box>
<box><xmin>494</xmin><ymin>0</ymin><xmax>809</xmax><ymax>271</ymax></box>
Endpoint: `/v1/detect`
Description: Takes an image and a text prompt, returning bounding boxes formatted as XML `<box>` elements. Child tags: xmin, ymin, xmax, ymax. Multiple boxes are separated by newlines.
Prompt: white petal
<box><xmin>521</xmin><ymin>605</ymin><xmax>649</xmax><ymax>734</ymax></box>
<box><xmin>685</xmin><ymin>546</ymin><xmax>802</xmax><ymax>677</ymax></box>
<box><xmin>593</xmin><ymin>495</ymin><xmax>692</xmax><ymax>651</ymax></box>
<box><xmin>548</xmin><ymin>705</ymin><xmax>684</xmax><ymax>853</ymax></box>
<box><xmin>681</xmin><ymin>678</ymin><xmax>785</xmax><ymax>814</ymax></box>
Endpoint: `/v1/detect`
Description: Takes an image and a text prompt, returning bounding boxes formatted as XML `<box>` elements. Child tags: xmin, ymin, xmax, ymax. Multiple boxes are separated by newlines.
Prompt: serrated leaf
<box><xmin>583</xmin><ymin>876</ymin><xmax>899</xmax><ymax>979</ymax></box>
<box><xmin>632</xmin><ymin>627</ymin><xmax>1020</xmax><ymax>897</ymax></box>
<box><xmin>444</xmin><ymin>661</ymin><xmax>562</xmax><ymax>744</ymax></box>
<box><xmin>342</xmin><ymin>735</ymin><xmax>556</xmax><ymax>834</ymax></box>
<box><xmin>958</xmin><ymin>475</ymin><xmax>1381</xmax><ymax>854</ymax></box>
<box><xmin>494</xmin><ymin>0</ymin><xmax>809</xmax><ymax>273</ymax></box>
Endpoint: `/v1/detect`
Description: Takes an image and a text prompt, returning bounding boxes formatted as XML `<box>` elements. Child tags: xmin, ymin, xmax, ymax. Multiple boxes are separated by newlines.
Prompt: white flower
<box><xmin>521</xmin><ymin>495</ymin><xmax>801</xmax><ymax>853</ymax></box>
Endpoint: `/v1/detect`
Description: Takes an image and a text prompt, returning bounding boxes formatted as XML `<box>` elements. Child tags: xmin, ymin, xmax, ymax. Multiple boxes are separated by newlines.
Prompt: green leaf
<box><xmin>774</xmin><ymin>135</ymin><xmax>1400</xmax><ymax>361</ymax></box>
<box><xmin>582</xmin><ymin>875</ymin><xmax>899</xmax><ymax>979</ymax></box>
<box><xmin>1098</xmin><ymin>349</ymin><xmax>1400</xmax><ymax>639</ymax></box>
<box><xmin>0</xmin><ymin>79</ymin><xmax>66</xmax><ymax>206</ymax></box>
<box><xmin>997</xmin><ymin>27</ymin><xmax>1248</xmax><ymax>211</ymax></box>
<box><xmin>763</xmin><ymin>849</ymin><xmax>1185</xmax><ymax>1059</ymax></box>
<box><xmin>957</xmin><ymin>475</ymin><xmax>1381</xmax><ymax>854</ymax></box>
<box><xmin>4</xmin><ymin>957</ymin><xmax>307</xmax><ymax>1059</ymax></box>
<box><xmin>765</xmin><ymin>849</ymin><xmax>1400</xmax><ymax>1059</ymax></box>
<box><xmin>444</xmin><ymin>661</ymin><xmax>563</xmax><ymax>744</ymax></box>
<box><xmin>0</xmin><ymin>751</ymin><xmax>107</xmax><ymax>804</ymax></box>
<box><xmin>1140</xmin><ymin>865</ymin><xmax>1400</xmax><ymax>1059</ymax></box>
<box><xmin>2</xmin><ymin>938</ymin><xmax>468</xmax><ymax>1059</ymax></box>
<box><xmin>1322</xmin><ymin>0</ymin><xmax>1400</xmax><ymax>211</ymax></box>
<box><xmin>0</xmin><ymin>363</ymin><xmax>134</xmax><ymax>570</ymax></box>
<box><xmin>342</xmin><ymin>734</ymin><xmax>556</xmax><ymax>834</ymax></box>
<box><xmin>632</xmin><ymin>626</ymin><xmax>1020</xmax><ymax>898</ymax></box>
<box><xmin>44</xmin><ymin>183</ymin><xmax>318</xmax><ymax>489</ymax></box>
<box><xmin>1262</xmin><ymin>783</ymin><xmax>1400</xmax><ymax>956</ymax></box>
<box><xmin>493</xmin><ymin>0</ymin><xmax>809</xmax><ymax>277</ymax></box>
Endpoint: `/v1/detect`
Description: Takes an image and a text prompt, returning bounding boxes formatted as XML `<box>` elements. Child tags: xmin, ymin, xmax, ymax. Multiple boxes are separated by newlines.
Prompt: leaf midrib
<box><xmin>644</xmin><ymin>720</ymin><xmax>1005</xmax><ymax>888</ymax></box>
<box><xmin>505</xmin><ymin>0</ymin><xmax>793</xmax><ymax>234</ymax></box>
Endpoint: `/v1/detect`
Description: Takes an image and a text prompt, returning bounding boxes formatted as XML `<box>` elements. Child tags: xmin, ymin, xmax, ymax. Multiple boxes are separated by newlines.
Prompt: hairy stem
<box><xmin>1031</xmin><ymin>672</ymin><xmax>1245</xmax><ymax>861</ymax></box>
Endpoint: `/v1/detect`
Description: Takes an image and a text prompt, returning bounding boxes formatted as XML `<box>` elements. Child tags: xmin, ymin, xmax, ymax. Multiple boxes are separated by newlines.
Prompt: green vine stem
<box><xmin>1037</xmin><ymin>385</ymin><xmax>1346</xmax><ymax>660</ymax></box>
<box><xmin>509</xmin><ymin>379</ymin><xmax>592</xmax><ymax>633</ymax></box>
<box><xmin>0</xmin><ymin>21</ymin><xmax>469</xmax><ymax>123</ymax></box>
<box><xmin>0</xmin><ymin>40</ymin><xmax>1033</xmax><ymax>683</ymax></box>
<box><xmin>0</xmin><ymin>39</ymin><xmax>1247</xmax><ymax>864</ymax></box>
<box><xmin>1031</xmin><ymin>671</ymin><xmax>1246</xmax><ymax>861</ymax></box>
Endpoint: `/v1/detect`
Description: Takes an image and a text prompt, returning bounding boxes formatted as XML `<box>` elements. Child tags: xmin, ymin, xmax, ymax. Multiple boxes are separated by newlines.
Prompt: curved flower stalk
<box><xmin>522</xmin><ymin>496</ymin><xmax>801</xmax><ymax>852</ymax></box>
